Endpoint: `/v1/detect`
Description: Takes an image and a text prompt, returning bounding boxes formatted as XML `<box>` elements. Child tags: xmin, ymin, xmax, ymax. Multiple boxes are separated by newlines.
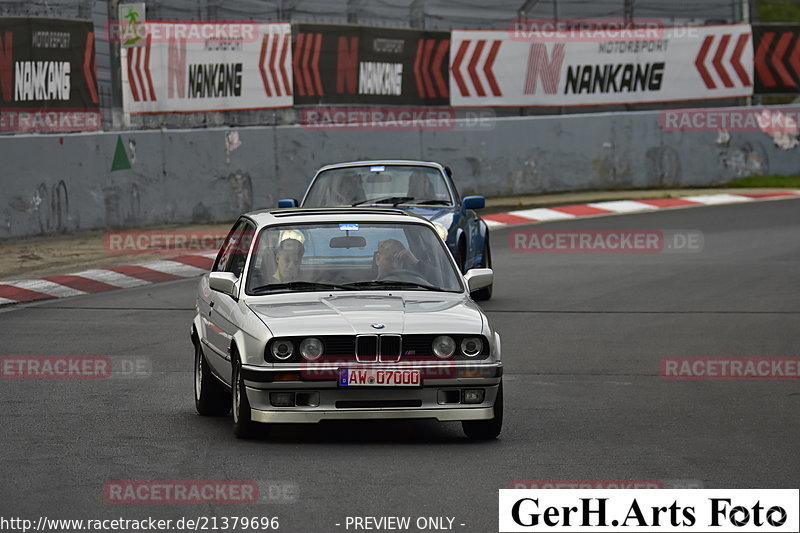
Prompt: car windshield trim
<box><xmin>342</xmin><ymin>280</ymin><xmax>449</xmax><ymax>292</ymax></box>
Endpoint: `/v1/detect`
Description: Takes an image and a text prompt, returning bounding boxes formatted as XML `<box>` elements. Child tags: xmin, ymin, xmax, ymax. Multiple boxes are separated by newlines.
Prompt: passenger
<box><xmin>273</xmin><ymin>238</ymin><xmax>304</xmax><ymax>282</ymax></box>
<box><xmin>330</xmin><ymin>172</ymin><xmax>366</xmax><ymax>205</ymax></box>
<box><xmin>375</xmin><ymin>239</ymin><xmax>419</xmax><ymax>278</ymax></box>
<box><xmin>407</xmin><ymin>171</ymin><xmax>435</xmax><ymax>201</ymax></box>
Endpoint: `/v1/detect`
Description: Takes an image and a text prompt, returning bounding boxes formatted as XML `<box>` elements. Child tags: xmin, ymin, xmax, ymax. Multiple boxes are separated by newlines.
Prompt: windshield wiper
<box><xmin>351</xmin><ymin>196</ymin><xmax>415</xmax><ymax>207</ymax></box>
<box><xmin>343</xmin><ymin>280</ymin><xmax>442</xmax><ymax>291</ymax></box>
<box><xmin>415</xmin><ymin>199</ymin><xmax>451</xmax><ymax>205</ymax></box>
<box><xmin>250</xmin><ymin>281</ymin><xmax>350</xmax><ymax>293</ymax></box>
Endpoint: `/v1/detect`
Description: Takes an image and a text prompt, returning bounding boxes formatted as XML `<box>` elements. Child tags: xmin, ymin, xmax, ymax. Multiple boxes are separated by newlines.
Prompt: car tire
<box><xmin>456</xmin><ymin>239</ymin><xmax>466</xmax><ymax>273</ymax></box>
<box><xmin>471</xmin><ymin>236</ymin><xmax>493</xmax><ymax>301</ymax></box>
<box><xmin>461</xmin><ymin>381</ymin><xmax>503</xmax><ymax>440</ymax></box>
<box><xmin>232</xmin><ymin>357</ymin><xmax>258</xmax><ymax>439</ymax></box>
<box><xmin>194</xmin><ymin>341</ymin><xmax>231</xmax><ymax>416</ymax></box>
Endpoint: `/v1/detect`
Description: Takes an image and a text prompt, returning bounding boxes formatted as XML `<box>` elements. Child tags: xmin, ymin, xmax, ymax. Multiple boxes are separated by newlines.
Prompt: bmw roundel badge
<box><xmin>371</xmin><ymin>323</ymin><xmax>385</xmax><ymax>329</ymax></box>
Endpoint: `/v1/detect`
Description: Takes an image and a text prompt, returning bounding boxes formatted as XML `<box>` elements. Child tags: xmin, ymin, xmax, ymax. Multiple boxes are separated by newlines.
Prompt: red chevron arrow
<box><xmin>260</xmin><ymin>34</ymin><xmax>273</xmax><ymax>97</ymax></box>
<box><xmin>451</xmin><ymin>40</ymin><xmax>470</xmax><ymax>97</ymax></box>
<box><xmin>293</xmin><ymin>33</ymin><xmax>306</xmax><ymax>96</ymax></box>
<box><xmin>126</xmin><ymin>48</ymin><xmax>140</xmax><ymax>101</ymax></box>
<box><xmin>143</xmin><ymin>34</ymin><xmax>155</xmax><ymax>101</ymax></box>
<box><xmin>468</xmin><ymin>40</ymin><xmax>486</xmax><ymax>97</ymax></box>
<box><xmin>421</xmin><ymin>38</ymin><xmax>436</xmax><ymax>98</ymax></box>
<box><xmin>413</xmin><ymin>40</ymin><xmax>425</xmax><ymax>97</ymax></box>
<box><xmin>755</xmin><ymin>32</ymin><xmax>776</xmax><ymax>87</ymax></box>
<box><xmin>310</xmin><ymin>33</ymin><xmax>322</xmax><ymax>95</ymax></box>
<box><xmin>712</xmin><ymin>34</ymin><xmax>733</xmax><ymax>87</ymax></box>
<box><xmin>432</xmin><ymin>39</ymin><xmax>449</xmax><ymax>98</ymax></box>
<box><xmin>83</xmin><ymin>32</ymin><xmax>98</xmax><ymax>104</ymax></box>
<box><xmin>301</xmin><ymin>32</ymin><xmax>313</xmax><ymax>97</ymax></box>
<box><xmin>695</xmin><ymin>35</ymin><xmax>715</xmax><ymax>89</ymax></box>
<box><xmin>268</xmin><ymin>33</ymin><xmax>281</xmax><ymax>96</ymax></box>
<box><xmin>772</xmin><ymin>32</ymin><xmax>795</xmax><ymax>86</ymax></box>
<box><xmin>790</xmin><ymin>35</ymin><xmax>800</xmax><ymax>82</ymax></box>
<box><xmin>730</xmin><ymin>33</ymin><xmax>751</xmax><ymax>86</ymax></box>
<box><xmin>280</xmin><ymin>33</ymin><xmax>293</xmax><ymax>96</ymax></box>
<box><xmin>483</xmin><ymin>40</ymin><xmax>501</xmax><ymax>97</ymax></box>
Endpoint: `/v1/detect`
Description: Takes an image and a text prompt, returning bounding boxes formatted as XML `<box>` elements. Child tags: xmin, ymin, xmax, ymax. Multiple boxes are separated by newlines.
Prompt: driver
<box><xmin>273</xmin><ymin>238</ymin><xmax>304</xmax><ymax>282</ymax></box>
<box><xmin>375</xmin><ymin>239</ymin><xmax>419</xmax><ymax>279</ymax></box>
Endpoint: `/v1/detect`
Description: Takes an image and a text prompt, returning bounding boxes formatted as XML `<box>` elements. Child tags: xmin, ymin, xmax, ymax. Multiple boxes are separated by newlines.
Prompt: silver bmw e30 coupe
<box><xmin>191</xmin><ymin>207</ymin><xmax>502</xmax><ymax>439</ymax></box>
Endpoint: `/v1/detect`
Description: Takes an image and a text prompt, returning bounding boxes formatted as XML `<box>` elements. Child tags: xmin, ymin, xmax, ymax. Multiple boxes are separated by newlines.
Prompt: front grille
<box><xmin>356</xmin><ymin>335</ymin><xmax>378</xmax><ymax>362</ymax></box>
<box><xmin>378</xmin><ymin>334</ymin><xmax>401</xmax><ymax>362</ymax></box>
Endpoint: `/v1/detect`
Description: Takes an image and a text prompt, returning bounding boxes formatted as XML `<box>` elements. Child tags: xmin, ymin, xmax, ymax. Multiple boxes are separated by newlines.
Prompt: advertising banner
<box><xmin>293</xmin><ymin>24</ymin><xmax>450</xmax><ymax>106</ymax></box>
<box><xmin>450</xmin><ymin>23</ymin><xmax>754</xmax><ymax>107</ymax></box>
<box><xmin>752</xmin><ymin>24</ymin><xmax>800</xmax><ymax>95</ymax></box>
<box><xmin>0</xmin><ymin>17</ymin><xmax>100</xmax><ymax>132</ymax></box>
<box><xmin>121</xmin><ymin>22</ymin><xmax>292</xmax><ymax>114</ymax></box>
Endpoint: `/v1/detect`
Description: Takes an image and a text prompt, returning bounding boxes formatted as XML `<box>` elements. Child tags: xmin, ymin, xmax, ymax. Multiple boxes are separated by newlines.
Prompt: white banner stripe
<box><xmin>681</xmin><ymin>193</ymin><xmax>755</xmax><ymax>204</ymax></box>
<box><xmin>0</xmin><ymin>297</ymin><xmax>17</xmax><ymax>305</ymax></box>
<box><xmin>67</xmin><ymin>269</ymin><xmax>150</xmax><ymax>288</ymax></box>
<box><xmin>586</xmin><ymin>200</ymin><xmax>660</xmax><ymax>213</ymax></box>
<box><xmin>508</xmin><ymin>208</ymin><xmax>577</xmax><ymax>221</ymax></box>
<box><xmin>484</xmin><ymin>219</ymin><xmax>508</xmax><ymax>228</ymax></box>
<box><xmin>141</xmin><ymin>260</ymin><xmax>207</xmax><ymax>277</ymax></box>
<box><xmin>1</xmin><ymin>279</ymin><xmax>86</xmax><ymax>297</ymax></box>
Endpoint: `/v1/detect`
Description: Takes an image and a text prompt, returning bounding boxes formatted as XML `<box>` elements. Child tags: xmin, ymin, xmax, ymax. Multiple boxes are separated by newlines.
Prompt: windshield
<box><xmin>245</xmin><ymin>222</ymin><xmax>463</xmax><ymax>295</ymax></box>
<box><xmin>303</xmin><ymin>165</ymin><xmax>452</xmax><ymax>207</ymax></box>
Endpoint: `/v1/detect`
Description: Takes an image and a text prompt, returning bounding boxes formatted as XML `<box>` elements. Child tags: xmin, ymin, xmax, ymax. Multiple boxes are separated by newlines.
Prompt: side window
<box><xmin>213</xmin><ymin>220</ymin><xmax>255</xmax><ymax>277</ymax></box>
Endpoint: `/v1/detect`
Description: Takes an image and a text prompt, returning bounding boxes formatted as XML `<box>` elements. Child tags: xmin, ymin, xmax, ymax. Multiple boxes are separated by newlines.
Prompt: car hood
<box><xmin>402</xmin><ymin>206</ymin><xmax>453</xmax><ymax>225</ymax></box>
<box><xmin>247</xmin><ymin>293</ymin><xmax>484</xmax><ymax>337</ymax></box>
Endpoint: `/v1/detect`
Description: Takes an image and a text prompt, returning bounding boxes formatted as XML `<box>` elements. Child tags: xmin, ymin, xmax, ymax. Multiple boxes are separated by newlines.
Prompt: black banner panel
<box><xmin>0</xmin><ymin>17</ymin><xmax>100</xmax><ymax>132</ymax></box>
<box><xmin>753</xmin><ymin>24</ymin><xmax>800</xmax><ymax>95</ymax></box>
<box><xmin>293</xmin><ymin>24</ymin><xmax>450</xmax><ymax>105</ymax></box>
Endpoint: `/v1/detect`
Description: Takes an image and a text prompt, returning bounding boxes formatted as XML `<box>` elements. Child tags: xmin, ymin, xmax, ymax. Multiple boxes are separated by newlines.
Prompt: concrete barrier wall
<box><xmin>1</xmin><ymin>109</ymin><xmax>798</xmax><ymax>239</ymax></box>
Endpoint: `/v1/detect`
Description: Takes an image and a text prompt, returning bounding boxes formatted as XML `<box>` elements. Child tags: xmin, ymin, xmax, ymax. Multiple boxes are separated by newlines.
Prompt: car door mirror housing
<box><xmin>462</xmin><ymin>195</ymin><xmax>485</xmax><ymax>211</ymax></box>
<box><xmin>278</xmin><ymin>198</ymin><xmax>298</xmax><ymax>208</ymax></box>
<box><xmin>464</xmin><ymin>268</ymin><xmax>493</xmax><ymax>292</ymax></box>
<box><xmin>209</xmin><ymin>272</ymin><xmax>239</xmax><ymax>297</ymax></box>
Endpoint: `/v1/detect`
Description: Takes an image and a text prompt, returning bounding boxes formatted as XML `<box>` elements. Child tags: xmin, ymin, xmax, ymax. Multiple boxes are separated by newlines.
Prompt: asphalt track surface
<box><xmin>1</xmin><ymin>199</ymin><xmax>798</xmax><ymax>532</ymax></box>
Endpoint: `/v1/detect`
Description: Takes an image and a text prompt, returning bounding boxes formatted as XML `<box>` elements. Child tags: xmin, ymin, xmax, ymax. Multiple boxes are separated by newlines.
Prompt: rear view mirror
<box><xmin>462</xmin><ymin>195</ymin><xmax>485</xmax><ymax>211</ymax></box>
<box><xmin>330</xmin><ymin>236</ymin><xmax>367</xmax><ymax>249</ymax></box>
<box><xmin>209</xmin><ymin>272</ymin><xmax>238</xmax><ymax>297</ymax></box>
<box><xmin>464</xmin><ymin>268</ymin><xmax>493</xmax><ymax>292</ymax></box>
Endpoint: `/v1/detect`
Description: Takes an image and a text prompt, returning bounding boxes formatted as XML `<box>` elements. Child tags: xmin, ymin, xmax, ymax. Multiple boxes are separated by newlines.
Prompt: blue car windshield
<box><xmin>303</xmin><ymin>165</ymin><xmax>452</xmax><ymax>207</ymax></box>
<box><xmin>245</xmin><ymin>222</ymin><xmax>463</xmax><ymax>294</ymax></box>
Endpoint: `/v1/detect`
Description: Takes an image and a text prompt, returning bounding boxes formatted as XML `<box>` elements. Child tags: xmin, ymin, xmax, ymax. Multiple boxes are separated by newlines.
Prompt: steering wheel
<box><xmin>378</xmin><ymin>269</ymin><xmax>430</xmax><ymax>285</ymax></box>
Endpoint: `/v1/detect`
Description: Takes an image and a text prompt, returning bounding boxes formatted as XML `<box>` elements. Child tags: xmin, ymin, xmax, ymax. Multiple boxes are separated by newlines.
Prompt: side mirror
<box><xmin>278</xmin><ymin>198</ymin><xmax>298</xmax><ymax>208</ymax></box>
<box><xmin>464</xmin><ymin>268</ymin><xmax>493</xmax><ymax>292</ymax></box>
<box><xmin>462</xmin><ymin>195</ymin><xmax>485</xmax><ymax>211</ymax></box>
<box><xmin>209</xmin><ymin>272</ymin><xmax>239</xmax><ymax>297</ymax></box>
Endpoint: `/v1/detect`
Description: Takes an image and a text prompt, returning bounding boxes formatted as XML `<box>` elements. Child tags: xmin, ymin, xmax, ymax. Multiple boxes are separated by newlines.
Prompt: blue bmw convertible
<box><xmin>279</xmin><ymin>160</ymin><xmax>492</xmax><ymax>300</ymax></box>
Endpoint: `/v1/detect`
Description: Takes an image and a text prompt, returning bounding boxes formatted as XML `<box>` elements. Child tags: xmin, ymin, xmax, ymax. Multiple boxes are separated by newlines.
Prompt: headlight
<box><xmin>299</xmin><ymin>337</ymin><xmax>324</xmax><ymax>360</ymax></box>
<box><xmin>432</xmin><ymin>335</ymin><xmax>456</xmax><ymax>358</ymax></box>
<box><xmin>433</xmin><ymin>223</ymin><xmax>448</xmax><ymax>242</ymax></box>
<box><xmin>460</xmin><ymin>337</ymin><xmax>483</xmax><ymax>357</ymax></box>
<box><xmin>271</xmin><ymin>339</ymin><xmax>294</xmax><ymax>360</ymax></box>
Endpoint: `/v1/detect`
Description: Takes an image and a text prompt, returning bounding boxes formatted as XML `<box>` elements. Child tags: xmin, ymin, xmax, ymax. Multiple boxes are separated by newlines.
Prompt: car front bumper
<box><xmin>241</xmin><ymin>362</ymin><xmax>502</xmax><ymax>424</ymax></box>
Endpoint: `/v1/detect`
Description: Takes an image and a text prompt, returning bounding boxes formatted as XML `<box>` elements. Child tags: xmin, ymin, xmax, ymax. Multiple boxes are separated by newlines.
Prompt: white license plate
<box><xmin>339</xmin><ymin>368</ymin><xmax>421</xmax><ymax>387</ymax></box>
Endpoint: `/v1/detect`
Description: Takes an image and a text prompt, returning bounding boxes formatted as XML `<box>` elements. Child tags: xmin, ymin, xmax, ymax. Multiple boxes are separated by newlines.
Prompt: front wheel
<box><xmin>461</xmin><ymin>382</ymin><xmax>503</xmax><ymax>440</ymax></box>
<box><xmin>232</xmin><ymin>358</ymin><xmax>258</xmax><ymax>439</ymax></box>
<box><xmin>194</xmin><ymin>341</ymin><xmax>231</xmax><ymax>416</ymax></box>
